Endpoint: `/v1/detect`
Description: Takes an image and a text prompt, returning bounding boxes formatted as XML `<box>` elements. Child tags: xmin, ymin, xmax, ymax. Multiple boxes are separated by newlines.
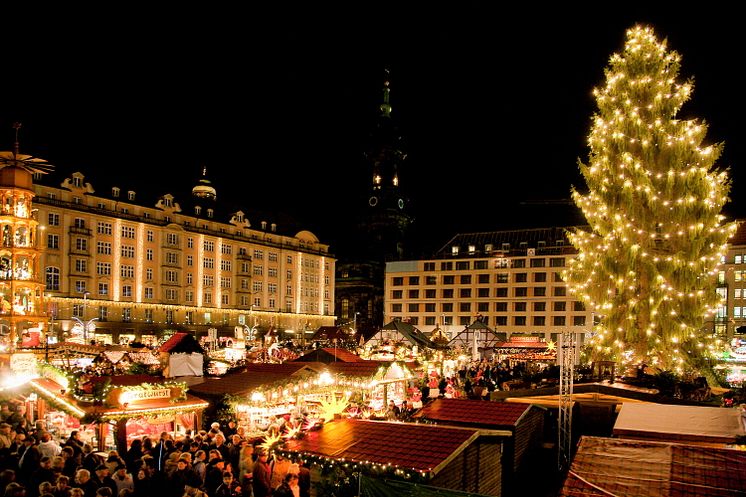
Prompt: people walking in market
<box><xmin>112</xmin><ymin>464</ymin><xmax>134</xmax><ymax>496</ymax></box>
<box><xmin>237</xmin><ymin>445</ymin><xmax>254</xmax><ymax>497</ymax></box>
<box><xmin>63</xmin><ymin>432</ymin><xmax>84</xmax><ymax>459</ymax></box>
<box><xmin>272</xmin><ymin>472</ymin><xmax>299</xmax><ymax>497</ymax></box>
<box><xmin>251</xmin><ymin>450</ymin><xmax>271</xmax><ymax>497</ymax></box>
<box><xmin>204</xmin><ymin>456</ymin><xmax>226</xmax><ymax>496</ymax></box>
<box><xmin>37</xmin><ymin>433</ymin><xmax>61</xmax><ymax>460</ymax></box>
<box><xmin>75</xmin><ymin>468</ymin><xmax>101</xmax><ymax>497</ymax></box>
<box><xmin>213</xmin><ymin>471</ymin><xmax>241</xmax><ymax>497</ymax></box>
<box><xmin>169</xmin><ymin>456</ymin><xmax>198</xmax><ymax>497</ymax></box>
<box><xmin>182</xmin><ymin>474</ymin><xmax>208</xmax><ymax>497</ymax></box>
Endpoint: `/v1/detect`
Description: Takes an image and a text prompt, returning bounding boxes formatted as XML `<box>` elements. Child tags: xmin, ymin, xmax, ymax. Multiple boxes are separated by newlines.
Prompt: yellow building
<box><xmin>30</xmin><ymin>169</ymin><xmax>335</xmax><ymax>345</ymax></box>
<box><xmin>384</xmin><ymin>227</ymin><xmax>593</xmax><ymax>343</ymax></box>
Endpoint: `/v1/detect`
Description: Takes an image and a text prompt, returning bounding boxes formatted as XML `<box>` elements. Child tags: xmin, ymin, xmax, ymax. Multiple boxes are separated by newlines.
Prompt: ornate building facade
<box><xmin>25</xmin><ymin>168</ymin><xmax>335</xmax><ymax>346</ymax></box>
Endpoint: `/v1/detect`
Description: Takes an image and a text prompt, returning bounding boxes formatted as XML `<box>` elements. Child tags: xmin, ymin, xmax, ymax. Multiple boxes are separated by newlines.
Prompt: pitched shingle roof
<box><xmin>414</xmin><ymin>398</ymin><xmax>532</xmax><ymax>429</ymax></box>
<box><xmin>283</xmin><ymin>419</ymin><xmax>480</xmax><ymax>475</ymax></box>
<box><xmin>159</xmin><ymin>332</ymin><xmax>204</xmax><ymax>354</ymax></box>
<box><xmin>187</xmin><ymin>363</ymin><xmax>315</xmax><ymax>396</ymax></box>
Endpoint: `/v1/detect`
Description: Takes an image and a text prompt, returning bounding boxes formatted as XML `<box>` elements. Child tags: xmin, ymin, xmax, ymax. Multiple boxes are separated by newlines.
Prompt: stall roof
<box><xmin>294</xmin><ymin>361</ymin><xmax>384</xmax><ymax>378</ymax></box>
<box><xmin>613</xmin><ymin>403</ymin><xmax>746</xmax><ymax>445</ymax></box>
<box><xmin>294</xmin><ymin>347</ymin><xmax>366</xmax><ymax>363</ymax></box>
<box><xmin>379</xmin><ymin>320</ymin><xmax>443</xmax><ymax>349</ymax></box>
<box><xmin>188</xmin><ymin>363</ymin><xmax>317</xmax><ymax>397</ymax></box>
<box><xmin>283</xmin><ymin>418</ymin><xmax>481</xmax><ymax>476</ymax></box>
<box><xmin>414</xmin><ymin>398</ymin><xmax>539</xmax><ymax>430</ymax></box>
<box><xmin>560</xmin><ymin>436</ymin><xmax>746</xmax><ymax>496</ymax></box>
<box><xmin>29</xmin><ymin>377</ymin><xmax>208</xmax><ymax>420</ymax></box>
<box><xmin>309</xmin><ymin>326</ymin><xmax>350</xmax><ymax>342</ymax></box>
<box><xmin>160</xmin><ymin>332</ymin><xmax>205</xmax><ymax>354</ymax></box>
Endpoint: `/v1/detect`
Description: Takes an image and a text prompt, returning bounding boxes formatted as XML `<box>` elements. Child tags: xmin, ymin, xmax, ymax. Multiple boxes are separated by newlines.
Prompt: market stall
<box><xmin>29</xmin><ymin>367</ymin><xmax>208</xmax><ymax>453</ymax></box>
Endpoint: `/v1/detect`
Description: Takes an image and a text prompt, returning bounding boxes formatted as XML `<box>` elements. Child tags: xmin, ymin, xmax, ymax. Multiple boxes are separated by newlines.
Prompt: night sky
<box><xmin>2</xmin><ymin>6</ymin><xmax>745</xmax><ymax>256</ymax></box>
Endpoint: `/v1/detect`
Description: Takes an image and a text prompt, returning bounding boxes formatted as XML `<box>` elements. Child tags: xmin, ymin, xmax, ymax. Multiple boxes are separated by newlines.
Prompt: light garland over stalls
<box><xmin>562</xmin><ymin>25</ymin><xmax>737</xmax><ymax>375</ymax></box>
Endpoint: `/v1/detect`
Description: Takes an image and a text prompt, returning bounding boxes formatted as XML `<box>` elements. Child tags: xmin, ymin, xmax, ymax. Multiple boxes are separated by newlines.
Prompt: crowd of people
<box><xmin>0</xmin><ymin>402</ymin><xmax>310</xmax><ymax>497</ymax></box>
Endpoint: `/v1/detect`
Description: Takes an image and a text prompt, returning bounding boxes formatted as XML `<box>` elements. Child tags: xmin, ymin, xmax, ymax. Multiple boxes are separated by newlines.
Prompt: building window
<box><xmin>442</xmin><ymin>303</ymin><xmax>453</xmax><ymax>312</ymax></box>
<box><xmin>392</xmin><ymin>277</ymin><xmax>403</xmax><ymax>286</ymax></box>
<box><xmin>553</xmin><ymin>316</ymin><xmax>566</xmax><ymax>326</ymax></box>
<box><xmin>144</xmin><ymin>287</ymin><xmax>153</xmax><ymax>299</ymax></box>
<box><xmin>460</xmin><ymin>275</ymin><xmax>471</xmax><ymax>284</ymax></box>
<box><xmin>554</xmin><ymin>301</ymin><xmax>566</xmax><ymax>311</ymax></box>
<box><xmin>147</xmin><ymin>230</ymin><xmax>154</xmax><ymax>242</ymax></box>
<box><xmin>122</xmin><ymin>308</ymin><xmax>132</xmax><ymax>322</ymax></box>
<box><xmin>146</xmin><ymin>249</ymin><xmax>153</xmax><ymax>261</ymax></box>
<box><xmin>574</xmin><ymin>301</ymin><xmax>585</xmax><ymax>311</ymax></box>
<box><xmin>459</xmin><ymin>302</ymin><xmax>471</xmax><ymax>312</ymax></box>
<box><xmin>443</xmin><ymin>275</ymin><xmax>455</xmax><ymax>285</ymax></box>
<box><xmin>121</xmin><ymin>226</ymin><xmax>135</xmax><ymax>239</ymax></box>
<box><xmin>121</xmin><ymin>265</ymin><xmax>134</xmax><ymax>278</ymax></box>
<box><xmin>495</xmin><ymin>316</ymin><xmax>507</xmax><ymax>326</ymax></box>
<box><xmin>495</xmin><ymin>302</ymin><xmax>507</xmax><ymax>312</ymax></box>
<box><xmin>392</xmin><ymin>290</ymin><xmax>403</xmax><ymax>299</ymax></box>
<box><xmin>46</xmin><ymin>267</ymin><xmax>60</xmax><ymax>290</ymax></box>
<box><xmin>515</xmin><ymin>287</ymin><xmax>528</xmax><ymax>297</ymax></box>
<box><xmin>441</xmin><ymin>261</ymin><xmax>452</xmax><ymax>271</ymax></box>
<box><xmin>550</xmin><ymin>257</ymin><xmax>565</xmax><ymax>267</ymax></box>
<box><xmin>425</xmin><ymin>303</ymin><xmax>436</xmax><ymax>312</ymax></box>
<box><xmin>496</xmin><ymin>288</ymin><xmax>508</xmax><ymax>297</ymax></box>
<box><xmin>425</xmin><ymin>289</ymin><xmax>436</xmax><ymax>298</ymax></box>
<box><xmin>477</xmin><ymin>302</ymin><xmax>489</xmax><ymax>312</ymax></box>
<box><xmin>554</xmin><ymin>286</ymin><xmax>567</xmax><ymax>297</ymax></box>
<box><xmin>534</xmin><ymin>316</ymin><xmax>546</xmax><ymax>326</ymax></box>
<box><xmin>474</xmin><ymin>260</ymin><xmax>488</xmax><ymax>270</ymax></box>
<box><xmin>48</xmin><ymin>213</ymin><xmax>60</xmax><ymax>226</ymax></box>
<box><xmin>573</xmin><ymin>316</ymin><xmax>586</xmax><ymax>326</ymax></box>
<box><xmin>477</xmin><ymin>288</ymin><xmax>490</xmax><ymax>298</ymax></box>
<box><xmin>99</xmin><ymin>307</ymin><xmax>108</xmax><ymax>321</ymax></box>
<box><xmin>496</xmin><ymin>273</ymin><xmax>509</xmax><ymax>283</ymax></box>
<box><xmin>534</xmin><ymin>302</ymin><xmax>546</xmax><ymax>312</ymax></box>
<box><xmin>98</xmin><ymin>283</ymin><xmax>108</xmax><ymax>295</ymax></box>
<box><xmin>456</xmin><ymin>261</ymin><xmax>470</xmax><ymax>270</ymax></box>
<box><xmin>97</xmin><ymin>222</ymin><xmax>112</xmax><ymax>235</ymax></box>
<box><xmin>122</xmin><ymin>285</ymin><xmax>132</xmax><ymax>297</ymax></box>
<box><xmin>459</xmin><ymin>288</ymin><xmax>471</xmax><ymax>298</ymax></box>
<box><xmin>96</xmin><ymin>262</ymin><xmax>111</xmax><ymax>276</ymax></box>
<box><xmin>514</xmin><ymin>302</ymin><xmax>527</xmax><ymax>312</ymax></box>
<box><xmin>424</xmin><ymin>262</ymin><xmax>435</xmax><ymax>271</ymax></box>
<box><xmin>530</xmin><ymin>258</ymin><xmax>546</xmax><ymax>268</ymax></box>
<box><xmin>165</xmin><ymin>310</ymin><xmax>174</xmax><ymax>324</ymax></box>
<box><xmin>408</xmin><ymin>289</ymin><xmax>419</xmax><ymax>298</ymax></box>
<box><xmin>47</xmin><ymin>234</ymin><xmax>59</xmax><ymax>249</ymax></box>
<box><xmin>514</xmin><ymin>316</ymin><xmax>526</xmax><ymax>326</ymax></box>
<box><xmin>391</xmin><ymin>303</ymin><xmax>402</xmax><ymax>313</ymax></box>
<box><xmin>534</xmin><ymin>287</ymin><xmax>546</xmax><ymax>297</ymax></box>
<box><xmin>515</xmin><ymin>273</ymin><xmax>528</xmax><ymax>283</ymax></box>
<box><xmin>145</xmin><ymin>309</ymin><xmax>153</xmax><ymax>323</ymax></box>
<box><xmin>97</xmin><ymin>242</ymin><xmax>111</xmax><ymax>255</ymax></box>
<box><xmin>121</xmin><ymin>245</ymin><xmax>135</xmax><ymax>258</ymax></box>
<box><xmin>75</xmin><ymin>281</ymin><xmax>86</xmax><ymax>293</ymax></box>
<box><xmin>534</xmin><ymin>272</ymin><xmax>547</xmax><ymax>282</ymax></box>
<box><xmin>442</xmin><ymin>289</ymin><xmax>454</xmax><ymax>299</ymax></box>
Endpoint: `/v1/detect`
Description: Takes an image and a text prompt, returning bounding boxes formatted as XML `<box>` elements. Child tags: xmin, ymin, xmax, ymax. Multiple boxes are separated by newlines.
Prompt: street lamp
<box><xmin>353</xmin><ymin>312</ymin><xmax>360</xmax><ymax>336</ymax></box>
<box><xmin>81</xmin><ymin>291</ymin><xmax>91</xmax><ymax>343</ymax></box>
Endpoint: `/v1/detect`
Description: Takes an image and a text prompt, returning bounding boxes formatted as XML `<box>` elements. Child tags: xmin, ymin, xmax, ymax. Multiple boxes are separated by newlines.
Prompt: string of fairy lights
<box><xmin>562</xmin><ymin>25</ymin><xmax>736</xmax><ymax>373</ymax></box>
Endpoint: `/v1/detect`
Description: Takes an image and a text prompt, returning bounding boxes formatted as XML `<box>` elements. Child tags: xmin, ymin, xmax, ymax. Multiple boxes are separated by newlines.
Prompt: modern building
<box><xmin>335</xmin><ymin>69</ymin><xmax>412</xmax><ymax>336</ymax></box>
<box><xmin>22</xmin><ymin>165</ymin><xmax>335</xmax><ymax>346</ymax></box>
<box><xmin>717</xmin><ymin>220</ymin><xmax>746</xmax><ymax>340</ymax></box>
<box><xmin>384</xmin><ymin>227</ymin><xmax>593</xmax><ymax>343</ymax></box>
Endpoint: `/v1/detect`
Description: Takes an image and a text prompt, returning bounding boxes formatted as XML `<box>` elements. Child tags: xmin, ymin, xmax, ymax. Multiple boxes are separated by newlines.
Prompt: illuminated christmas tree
<box><xmin>563</xmin><ymin>25</ymin><xmax>737</xmax><ymax>377</ymax></box>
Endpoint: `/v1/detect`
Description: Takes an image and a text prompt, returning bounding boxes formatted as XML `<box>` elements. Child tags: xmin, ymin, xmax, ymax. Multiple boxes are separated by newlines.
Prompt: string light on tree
<box><xmin>562</xmin><ymin>25</ymin><xmax>737</xmax><ymax>380</ymax></box>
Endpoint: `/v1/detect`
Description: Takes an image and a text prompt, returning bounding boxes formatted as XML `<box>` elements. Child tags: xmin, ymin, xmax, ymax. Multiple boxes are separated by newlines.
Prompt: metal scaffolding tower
<box><xmin>558</xmin><ymin>330</ymin><xmax>576</xmax><ymax>471</ymax></box>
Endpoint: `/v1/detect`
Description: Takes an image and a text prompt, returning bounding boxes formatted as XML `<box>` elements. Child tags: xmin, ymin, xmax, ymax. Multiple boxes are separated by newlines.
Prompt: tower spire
<box><xmin>13</xmin><ymin>122</ymin><xmax>21</xmax><ymax>158</ymax></box>
<box><xmin>379</xmin><ymin>67</ymin><xmax>392</xmax><ymax>118</ymax></box>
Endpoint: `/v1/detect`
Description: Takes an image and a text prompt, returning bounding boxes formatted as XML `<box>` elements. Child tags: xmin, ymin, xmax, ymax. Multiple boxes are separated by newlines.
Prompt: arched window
<box><xmin>46</xmin><ymin>266</ymin><xmax>60</xmax><ymax>291</ymax></box>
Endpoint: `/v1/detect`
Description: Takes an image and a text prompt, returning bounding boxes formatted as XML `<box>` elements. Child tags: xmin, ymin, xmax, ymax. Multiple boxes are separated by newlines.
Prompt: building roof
<box><xmin>560</xmin><ymin>436</ymin><xmax>746</xmax><ymax>496</ymax></box>
<box><xmin>187</xmin><ymin>363</ymin><xmax>316</xmax><ymax>397</ymax></box>
<box><xmin>283</xmin><ymin>418</ymin><xmax>480</xmax><ymax>476</ymax></box>
<box><xmin>613</xmin><ymin>403</ymin><xmax>746</xmax><ymax>445</ymax></box>
<box><xmin>435</xmin><ymin>226</ymin><xmax>581</xmax><ymax>258</ymax></box>
<box><xmin>159</xmin><ymin>332</ymin><xmax>205</xmax><ymax>354</ymax></box>
<box><xmin>414</xmin><ymin>398</ymin><xmax>535</xmax><ymax>429</ymax></box>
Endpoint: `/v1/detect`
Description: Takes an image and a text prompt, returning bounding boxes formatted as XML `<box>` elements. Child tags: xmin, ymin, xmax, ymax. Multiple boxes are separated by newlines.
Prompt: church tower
<box><xmin>360</xmin><ymin>68</ymin><xmax>412</xmax><ymax>261</ymax></box>
<box><xmin>0</xmin><ymin>123</ymin><xmax>53</xmax><ymax>351</ymax></box>
<box><xmin>336</xmin><ymin>70</ymin><xmax>413</xmax><ymax>336</ymax></box>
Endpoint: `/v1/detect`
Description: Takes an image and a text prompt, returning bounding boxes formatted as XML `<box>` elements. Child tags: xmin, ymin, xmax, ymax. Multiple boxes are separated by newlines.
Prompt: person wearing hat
<box><xmin>204</xmin><ymin>454</ymin><xmax>226</xmax><ymax>496</ymax></box>
<box><xmin>183</xmin><ymin>474</ymin><xmax>208</xmax><ymax>497</ymax></box>
<box><xmin>252</xmin><ymin>449</ymin><xmax>272</xmax><ymax>497</ymax></box>
<box><xmin>92</xmin><ymin>464</ymin><xmax>118</xmax><ymax>497</ymax></box>
<box><xmin>169</xmin><ymin>454</ymin><xmax>199</xmax><ymax>497</ymax></box>
<box><xmin>112</xmin><ymin>463</ymin><xmax>134</xmax><ymax>495</ymax></box>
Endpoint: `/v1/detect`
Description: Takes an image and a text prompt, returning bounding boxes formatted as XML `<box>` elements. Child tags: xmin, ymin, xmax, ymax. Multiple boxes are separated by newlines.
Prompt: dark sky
<box><xmin>2</xmin><ymin>6</ymin><xmax>745</xmax><ymax>256</ymax></box>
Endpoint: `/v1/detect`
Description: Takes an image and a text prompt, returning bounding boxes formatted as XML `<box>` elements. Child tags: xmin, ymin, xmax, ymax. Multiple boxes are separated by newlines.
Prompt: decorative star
<box><xmin>546</xmin><ymin>340</ymin><xmax>557</xmax><ymax>352</ymax></box>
